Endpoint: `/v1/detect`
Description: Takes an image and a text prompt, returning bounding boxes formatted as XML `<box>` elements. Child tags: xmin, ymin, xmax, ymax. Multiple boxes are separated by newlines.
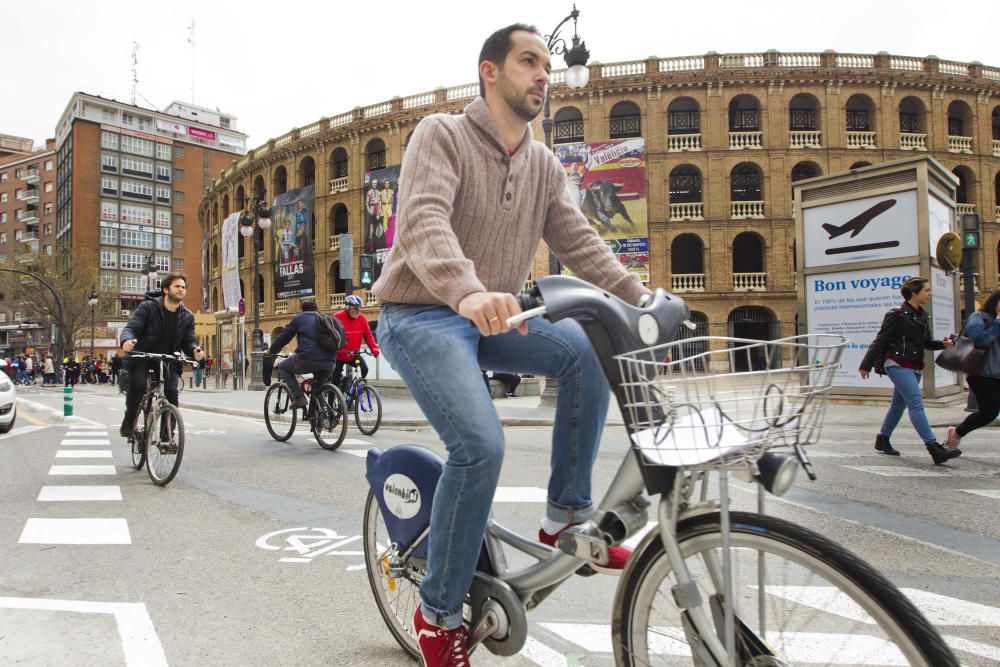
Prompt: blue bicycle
<box><xmin>341</xmin><ymin>351</ymin><xmax>382</xmax><ymax>435</ymax></box>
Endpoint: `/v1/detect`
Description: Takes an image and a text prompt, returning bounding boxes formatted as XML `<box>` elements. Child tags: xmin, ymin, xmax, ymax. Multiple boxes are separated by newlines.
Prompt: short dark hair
<box><xmin>900</xmin><ymin>277</ymin><xmax>928</xmax><ymax>300</ymax></box>
<box><xmin>300</xmin><ymin>300</ymin><xmax>318</xmax><ymax>311</ymax></box>
<box><xmin>161</xmin><ymin>272</ymin><xmax>188</xmax><ymax>295</ymax></box>
<box><xmin>478</xmin><ymin>23</ymin><xmax>541</xmax><ymax>97</ymax></box>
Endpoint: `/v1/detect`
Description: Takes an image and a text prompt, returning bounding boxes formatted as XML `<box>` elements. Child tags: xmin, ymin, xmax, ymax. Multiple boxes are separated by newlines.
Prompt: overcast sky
<box><xmin>4</xmin><ymin>0</ymin><xmax>997</xmax><ymax>150</ymax></box>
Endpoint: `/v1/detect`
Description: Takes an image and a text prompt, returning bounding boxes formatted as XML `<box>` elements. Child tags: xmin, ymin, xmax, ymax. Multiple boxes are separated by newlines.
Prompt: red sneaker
<box><xmin>538</xmin><ymin>525</ymin><xmax>632</xmax><ymax>573</ymax></box>
<box><xmin>412</xmin><ymin>607</ymin><xmax>470</xmax><ymax>667</ymax></box>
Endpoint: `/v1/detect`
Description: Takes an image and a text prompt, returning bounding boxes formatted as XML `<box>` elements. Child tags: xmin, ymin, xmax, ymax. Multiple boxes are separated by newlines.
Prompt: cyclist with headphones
<box><xmin>332</xmin><ymin>294</ymin><xmax>379</xmax><ymax>389</ymax></box>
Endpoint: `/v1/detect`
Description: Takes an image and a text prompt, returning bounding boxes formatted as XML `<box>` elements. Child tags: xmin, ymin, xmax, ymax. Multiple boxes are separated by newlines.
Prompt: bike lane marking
<box><xmin>38</xmin><ymin>486</ymin><xmax>122</xmax><ymax>502</ymax></box>
<box><xmin>19</xmin><ymin>518</ymin><xmax>131</xmax><ymax>544</ymax></box>
<box><xmin>0</xmin><ymin>596</ymin><xmax>167</xmax><ymax>666</ymax></box>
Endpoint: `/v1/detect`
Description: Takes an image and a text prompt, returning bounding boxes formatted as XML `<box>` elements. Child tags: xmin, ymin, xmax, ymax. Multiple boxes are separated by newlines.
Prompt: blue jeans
<box><xmin>880</xmin><ymin>366</ymin><xmax>936</xmax><ymax>445</ymax></box>
<box><xmin>377</xmin><ymin>302</ymin><xmax>609</xmax><ymax>630</ymax></box>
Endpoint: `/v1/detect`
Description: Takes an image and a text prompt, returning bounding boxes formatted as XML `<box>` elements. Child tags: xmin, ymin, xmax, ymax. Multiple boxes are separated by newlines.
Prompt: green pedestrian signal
<box><xmin>963</xmin><ymin>231</ymin><xmax>980</xmax><ymax>249</ymax></box>
<box><xmin>359</xmin><ymin>254</ymin><xmax>374</xmax><ymax>286</ymax></box>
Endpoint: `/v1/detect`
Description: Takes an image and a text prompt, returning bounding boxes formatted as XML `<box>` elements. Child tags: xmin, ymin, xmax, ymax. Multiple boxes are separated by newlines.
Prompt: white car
<box><xmin>0</xmin><ymin>370</ymin><xmax>16</xmax><ymax>433</ymax></box>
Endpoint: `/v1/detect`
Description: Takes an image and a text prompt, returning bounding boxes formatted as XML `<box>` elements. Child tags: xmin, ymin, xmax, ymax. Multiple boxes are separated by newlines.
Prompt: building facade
<box><xmin>54</xmin><ymin>94</ymin><xmax>248</xmax><ymax>324</ymax></box>
<box><xmin>199</xmin><ymin>51</ymin><xmax>1000</xmax><ymax>362</ymax></box>
<box><xmin>0</xmin><ymin>142</ymin><xmax>57</xmax><ymax>355</ymax></box>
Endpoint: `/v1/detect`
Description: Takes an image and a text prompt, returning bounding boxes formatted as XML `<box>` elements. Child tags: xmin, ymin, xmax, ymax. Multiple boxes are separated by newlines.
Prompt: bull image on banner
<box><xmin>271</xmin><ymin>185</ymin><xmax>316</xmax><ymax>299</ymax></box>
<box><xmin>555</xmin><ymin>139</ymin><xmax>649</xmax><ymax>282</ymax></box>
<box><xmin>363</xmin><ymin>165</ymin><xmax>400</xmax><ymax>282</ymax></box>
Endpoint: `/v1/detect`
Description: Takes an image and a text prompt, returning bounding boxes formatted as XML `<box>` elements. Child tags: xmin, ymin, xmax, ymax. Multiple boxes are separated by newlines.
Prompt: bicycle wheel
<box><xmin>129</xmin><ymin>404</ymin><xmax>148</xmax><ymax>470</ymax></box>
<box><xmin>614</xmin><ymin>511</ymin><xmax>958</xmax><ymax>667</ymax></box>
<box><xmin>363</xmin><ymin>489</ymin><xmax>423</xmax><ymax>661</ymax></box>
<box><xmin>312</xmin><ymin>383</ymin><xmax>347</xmax><ymax>450</ymax></box>
<box><xmin>353</xmin><ymin>383</ymin><xmax>382</xmax><ymax>435</ymax></box>
<box><xmin>264</xmin><ymin>382</ymin><xmax>297</xmax><ymax>441</ymax></box>
<box><xmin>146</xmin><ymin>403</ymin><xmax>185</xmax><ymax>486</ymax></box>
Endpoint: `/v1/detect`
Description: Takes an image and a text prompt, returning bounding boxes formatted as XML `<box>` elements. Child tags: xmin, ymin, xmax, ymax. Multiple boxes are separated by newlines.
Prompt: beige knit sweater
<box><xmin>371</xmin><ymin>97</ymin><xmax>648</xmax><ymax>311</ymax></box>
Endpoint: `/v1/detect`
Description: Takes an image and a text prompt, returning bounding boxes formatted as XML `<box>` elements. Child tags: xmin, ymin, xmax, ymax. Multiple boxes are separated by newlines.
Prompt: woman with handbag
<box><xmin>859</xmin><ymin>277</ymin><xmax>959</xmax><ymax>464</ymax></box>
<box><xmin>943</xmin><ymin>288</ymin><xmax>1000</xmax><ymax>450</ymax></box>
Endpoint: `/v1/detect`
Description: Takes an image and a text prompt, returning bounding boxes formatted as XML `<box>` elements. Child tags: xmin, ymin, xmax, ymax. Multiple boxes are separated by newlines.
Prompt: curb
<box><xmin>16</xmin><ymin>397</ymin><xmax>66</xmax><ymax>422</ymax></box>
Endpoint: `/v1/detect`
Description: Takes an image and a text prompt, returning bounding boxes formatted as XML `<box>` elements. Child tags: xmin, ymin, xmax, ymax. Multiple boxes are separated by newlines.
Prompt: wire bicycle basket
<box><xmin>615</xmin><ymin>335</ymin><xmax>846</xmax><ymax>469</ymax></box>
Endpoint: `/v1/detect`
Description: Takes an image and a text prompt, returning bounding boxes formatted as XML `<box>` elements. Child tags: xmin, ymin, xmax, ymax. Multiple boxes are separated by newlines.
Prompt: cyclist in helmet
<box><xmin>332</xmin><ymin>294</ymin><xmax>379</xmax><ymax>389</ymax></box>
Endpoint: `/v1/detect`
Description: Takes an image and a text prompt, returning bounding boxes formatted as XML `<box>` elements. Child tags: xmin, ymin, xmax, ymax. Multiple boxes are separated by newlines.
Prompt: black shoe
<box><xmin>120</xmin><ymin>421</ymin><xmax>134</xmax><ymax>439</ymax></box>
<box><xmin>926</xmin><ymin>441</ymin><xmax>961</xmax><ymax>465</ymax></box>
<box><xmin>289</xmin><ymin>395</ymin><xmax>307</xmax><ymax>410</ymax></box>
<box><xmin>874</xmin><ymin>434</ymin><xmax>900</xmax><ymax>456</ymax></box>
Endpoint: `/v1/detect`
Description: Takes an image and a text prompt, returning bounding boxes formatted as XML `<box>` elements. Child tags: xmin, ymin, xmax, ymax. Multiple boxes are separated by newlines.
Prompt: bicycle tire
<box><xmin>312</xmin><ymin>383</ymin><xmax>347</xmax><ymax>450</ymax></box>
<box><xmin>363</xmin><ymin>489</ymin><xmax>424</xmax><ymax>661</ymax></box>
<box><xmin>353</xmin><ymin>383</ymin><xmax>382</xmax><ymax>436</ymax></box>
<box><xmin>145</xmin><ymin>403</ymin><xmax>185</xmax><ymax>486</ymax></box>
<box><xmin>129</xmin><ymin>403</ymin><xmax>148</xmax><ymax>470</ymax></box>
<box><xmin>264</xmin><ymin>382</ymin><xmax>297</xmax><ymax>441</ymax></box>
<box><xmin>614</xmin><ymin>511</ymin><xmax>959</xmax><ymax>667</ymax></box>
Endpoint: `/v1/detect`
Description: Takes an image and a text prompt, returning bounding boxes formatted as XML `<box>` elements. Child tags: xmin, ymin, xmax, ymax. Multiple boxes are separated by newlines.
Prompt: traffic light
<box><xmin>961</xmin><ymin>213</ymin><xmax>981</xmax><ymax>249</ymax></box>
<box><xmin>359</xmin><ymin>254</ymin><xmax>374</xmax><ymax>287</ymax></box>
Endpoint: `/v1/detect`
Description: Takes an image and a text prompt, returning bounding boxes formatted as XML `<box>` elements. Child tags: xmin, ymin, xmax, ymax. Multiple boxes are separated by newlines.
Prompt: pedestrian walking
<box><xmin>859</xmin><ymin>276</ymin><xmax>960</xmax><ymax>464</ymax></box>
<box><xmin>943</xmin><ymin>288</ymin><xmax>1000</xmax><ymax>451</ymax></box>
<box><xmin>43</xmin><ymin>355</ymin><xmax>55</xmax><ymax>385</ymax></box>
<box><xmin>193</xmin><ymin>356</ymin><xmax>204</xmax><ymax>388</ymax></box>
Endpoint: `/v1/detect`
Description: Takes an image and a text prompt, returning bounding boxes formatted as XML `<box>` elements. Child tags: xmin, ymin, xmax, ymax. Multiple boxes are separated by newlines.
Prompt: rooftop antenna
<box><xmin>187</xmin><ymin>18</ymin><xmax>196</xmax><ymax>104</ymax></box>
<box><xmin>131</xmin><ymin>41</ymin><xmax>140</xmax><ymax>106</ymax></box>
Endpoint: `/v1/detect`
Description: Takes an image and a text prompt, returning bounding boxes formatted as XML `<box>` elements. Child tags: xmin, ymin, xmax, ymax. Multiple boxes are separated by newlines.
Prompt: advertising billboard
<box><xmin>555</xmin><ymin>139</ymin><xmax>649</xmax><ymax>282</ymax></box>
<box><xmin>930</xmin><ymin>267</ymin><xmax>958</xmax><ymax>389</ymax></box>
<box><xmin>363</xmin><ymin>165</ymin><xmax>400</xmax><ymax>282</ymax></box>
<box><xmin>271</xmin><ymin>185</ymin><xmax>316</xmax><ymax>299</ymax></box>
<box><xmin>221</xmin><ymin>211</ymin><xmax>241</xmax><ymax>309</ymax></box>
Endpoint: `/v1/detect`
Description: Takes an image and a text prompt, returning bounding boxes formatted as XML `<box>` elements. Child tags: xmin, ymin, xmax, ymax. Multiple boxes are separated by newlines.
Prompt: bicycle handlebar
<box><xmin>126</xmin><ymin>351</ymin><xmax>197</xmax><ymax>365</ymax></box>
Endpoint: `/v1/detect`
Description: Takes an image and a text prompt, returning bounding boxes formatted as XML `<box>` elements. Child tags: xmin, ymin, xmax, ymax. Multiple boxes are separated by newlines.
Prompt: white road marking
<box><xmin>38</xmin><ymin>486</ymin><xmax>122</xmax><ymax>502</ymax></box>
<box><xmin>342</xmin><ymin>438</ymin><xmax>369</xmax><ymax>446</ymax></box>
<box><xmin>899</xmin><ymin>588</ymin><xmax>1000</xmax><ymax>627</ymax></box>
<box><xmin>943</xmin><ymin>635</ymin><xmax>1000</xmax><ymax>662</ymax></box>
<box><xmin>56</xmin><ymin>439</ymin><xmax>111</xmax><ymax>446</ymax></box>
<box><xmin>55</xmin><ymin>450</ymin><xmax>113</xmax><ymax>458</ymax></box>
<box><xmin>493</xmin><ymin>486</ymin><xmax>548</xmax><ymax>503</ymax></box>
<box><xmin>0</xmin><ymin>596</ymin><xmax>167</xmax><ymax>666</ymax></box>
<box><xmin>519</xmin><ymin>636</ymin><xmax>571</xmax><ymax>666</ymax></box>
<box><xmin>48</xmin><ymin>465</ymin><xmax>117</xmax><ymax>476</ymax></box>
<box><xmin>340</xmin><ymin>449</ymin><xmax>368</xmax><ymax>458</ymax></box>
<box><xmin>962</xmin><ymin>489</ymin><xmax>1000</xmax><ymax>500</ymax></box>
<box><xmin>0</xmin><ymin>425</ymin><xmax>45</xmax><ymax>440</ymax></box>
<box><xmin>62</xmin><ymin>431</ymin><xmax>109</xmax><ymax>437</ymax></box>
<box><xmin>843</xmin><ymin>465</ymin><xmax>946</xmax><ymax>477</ymax></box>
<box><xmin>19</xmin><ymin>518</ymin><xmax>131</xmax><ymax>544</ymax></box>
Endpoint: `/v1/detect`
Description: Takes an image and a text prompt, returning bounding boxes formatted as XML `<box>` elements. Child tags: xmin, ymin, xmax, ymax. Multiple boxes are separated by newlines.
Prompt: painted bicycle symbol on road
<box><xmin>255</xmin><ymin>526</ymin><xmax>365</xmax><ymax>570</ymax></box>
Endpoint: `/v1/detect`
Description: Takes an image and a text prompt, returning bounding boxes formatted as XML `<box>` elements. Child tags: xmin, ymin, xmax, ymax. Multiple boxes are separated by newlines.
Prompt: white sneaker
<box><xmin>946</xmin><ymin>426</ymin><xmax>962</xmax><ymax>450</ymax></box>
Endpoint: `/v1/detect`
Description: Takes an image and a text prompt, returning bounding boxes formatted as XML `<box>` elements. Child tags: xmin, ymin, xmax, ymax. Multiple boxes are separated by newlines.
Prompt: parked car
<box><xmin>0</xmin><ymin>369</ymin><xmax>16</xmax><ymax>433</ymax></box>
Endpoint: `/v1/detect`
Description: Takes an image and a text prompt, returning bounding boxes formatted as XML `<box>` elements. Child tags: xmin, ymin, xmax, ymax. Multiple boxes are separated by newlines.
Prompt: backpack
<box><xmin>314</xmin><ymin>312</ymin><xmax>346</xmax><ymax>353</ymax></box>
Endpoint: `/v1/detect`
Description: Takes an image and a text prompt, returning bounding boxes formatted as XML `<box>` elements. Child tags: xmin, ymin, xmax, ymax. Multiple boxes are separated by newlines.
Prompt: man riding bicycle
<box><xmin>119</xmin><ymin>272</ymin><xmax>203</xmax><ymax>438</ymax></box>
<box><xmin>332</xmin><ymin>294</ymin><xmax>379</xmax><ymax>390</ymax></box>
<box><xmin>370</xmin><ymin>23</ymin><xmax>650</xmax><ymax>667</ymax></box>
<box><xmin>267</xmin><ymin>300</ymin><xmax>343</xmax><ymax>410</ymax></box>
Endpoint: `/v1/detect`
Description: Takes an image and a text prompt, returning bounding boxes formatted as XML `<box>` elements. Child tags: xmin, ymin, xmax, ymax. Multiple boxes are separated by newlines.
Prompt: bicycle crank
<box><xmin>467</xmin><ymin>571</ymin><xmax>526</xmax><ymax>656</ymax></box>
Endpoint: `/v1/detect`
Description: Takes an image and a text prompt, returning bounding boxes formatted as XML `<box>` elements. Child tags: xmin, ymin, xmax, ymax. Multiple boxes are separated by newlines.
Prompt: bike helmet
<box><xmin>345</xmin><ymin>295</ymin><xmax>364</xmax><ymax>308</ymax></box>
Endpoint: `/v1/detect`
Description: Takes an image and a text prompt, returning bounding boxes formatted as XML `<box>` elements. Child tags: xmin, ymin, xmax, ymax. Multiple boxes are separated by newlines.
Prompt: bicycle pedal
<box><xmin>557</xmin><ymin>526</ymin><xmax>610</xmax><ymax>567</ymax></box>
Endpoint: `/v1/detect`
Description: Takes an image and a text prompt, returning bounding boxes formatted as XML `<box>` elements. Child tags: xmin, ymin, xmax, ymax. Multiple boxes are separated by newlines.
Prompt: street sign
<box><xmin>238</xmin><ymin>298</ymin><xmax>246</xmax><ymax>317</ymax></box>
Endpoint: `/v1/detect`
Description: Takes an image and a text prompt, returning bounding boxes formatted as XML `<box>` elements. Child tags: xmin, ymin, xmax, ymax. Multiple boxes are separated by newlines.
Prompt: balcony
<box><xmin>366</xmin><ymin>293</ymin><xmax>379</xmax><ymax>307</ymax></box>
<box><xmin>274</xmin><ymin>299</ymin><xmax>289</xmax><ymax>315</ymax></box>
<box><xmin>729</xmin><ymin>132</ymin><xmax>762</xmax><ymax>149</ymax></box>
<box><xmin>995</xmin><ymin>205</ymin><xmax>1000</xmax><ymax>222</ymax></box>
<box><xmin>733</xmin><ymin>272</ymin><xmax>767</xmax><ymax>291</ymax></box>
<box><xmin>669</xmin><ymin>202</ymin><xmax>704</xmax><ymax>221</ymax></box>
<box><xmin>16</xmin><ymin>209</ymin><xmax>40</xmax><ymax>225</ymax></box>
<box><xmin>553</xmin><ymin>120</ymin><xmax>584</xmax><ymax>145</ymax></box>
<box><xmin>789</xmin><ymin>130</ymin><xmax>821</xmax><ymax>148</ymax></box>
<box><xmin>846</xmin><ymin>131</ymin><xmax>877</xmax><ymax>149</ymax></box>
<box><xmin>329</xmin><ymin>176</ymin><xmax>348</xmax><ymax>194</ymax></box>
<box><xmin>956</xmin><ymin>204</ymin><xmax>976</xmax><ymax>216</ymax></box>
<box><xmin>22</xmin><ymin>168</ymin><xmax>39</xmax><ymax>184</ymax></box>
<box><xmin>329</xmin><ymin>235</ymin><xmax>341</xmax><ymax>252</ymax></box>
<box><xmin>19</xmin><ymin>232</ymin><xmax>39</xmax><ymax>243</ymax></box>
<box><xmin>257</xmin><ymin>250</ymin><xmax>264</xmax><ymax>264</ymax></box>
<box><xmin>899</xmin><ymin>133</ymin><xmax>927</xmax><ymax>150</ymax></box>
<box><xmin>961</xmin><ymin>273</ymin><xmax>980</xmax><ymax>294</ymax></box>
<box><xmin>948</xmin><ymin>135</ymin><xmax>973</xmax><ymax>154</ymax></box>
<box><xmin>329</xmin><ymin>293</ymin><xmax>346</xmax><ymax>311</ymax></box>
<box><xmin>993</xmin><ymin>139</ymin><xmax>1000</xmax><ymax>157</ymax></box>
<box><xmin>671</xmin><ymin>274</ymin><xmax>705</xmax><ymax>293</ymax></box>
<box><xmin>731</xmin><ymin>201</ymin><xmax>766</xmax><ymax>219</ymax></box>
<box><xmin>667</xmin><ymin>134</ymin><xmax>702</xmax><ymax>151</ymax></box>
<box><xmin>16</xmin><ymin>189</ymin><xmax>40</xmax><ymax>205</ymax></box>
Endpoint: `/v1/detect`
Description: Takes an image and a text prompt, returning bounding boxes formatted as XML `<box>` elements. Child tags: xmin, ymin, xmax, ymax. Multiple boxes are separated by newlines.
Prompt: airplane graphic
<box><xmin>822</xmin><ymin>199</ymin><xmax>897</xmax><ymax>239</ymax></box>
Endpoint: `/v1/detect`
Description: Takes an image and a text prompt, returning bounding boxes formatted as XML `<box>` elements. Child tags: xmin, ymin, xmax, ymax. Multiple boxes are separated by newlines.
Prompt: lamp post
<box><xmin>240</xmin><ymin>192</ymin><xmax>272</xmax><ymax>391</ymax></box>
<box><xmin>540</xmin><ymin>6</ymin><xmax>590</xmax><ymax>406</ymax></box>
<box><xmin>88</xmin><ymin>287</ymin><xmax>98</xmax><ymax>360</ymax></box>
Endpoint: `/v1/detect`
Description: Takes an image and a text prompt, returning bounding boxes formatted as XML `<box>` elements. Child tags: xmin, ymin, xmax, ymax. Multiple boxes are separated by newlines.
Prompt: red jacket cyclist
<box><xmin>332</xmin><ymin>294</ymin><xmax>380</xmax><ymax>388</ymax></box>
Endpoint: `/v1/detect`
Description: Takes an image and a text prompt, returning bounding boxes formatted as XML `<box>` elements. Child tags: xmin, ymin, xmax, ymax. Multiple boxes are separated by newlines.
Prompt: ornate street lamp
<box><xmin>239</xmin><ymin>192</ymin><xmax>272</xmax><ymax>391</ymax></box>
<box><xmin>88</xmin><ymin>287</ymin><xmax>98</xmax><ymax>360</ymax></box>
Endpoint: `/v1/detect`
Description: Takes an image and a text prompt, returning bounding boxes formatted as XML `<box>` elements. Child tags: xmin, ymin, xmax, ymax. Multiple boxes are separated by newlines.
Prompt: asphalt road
<box><xmin>2</xmin><ymin>385</ymin><xmax>999</xmax><ymax>666</ymax></box>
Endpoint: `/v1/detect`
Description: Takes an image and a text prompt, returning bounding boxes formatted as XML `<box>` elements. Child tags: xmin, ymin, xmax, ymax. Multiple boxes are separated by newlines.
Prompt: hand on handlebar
<box><xmin>458</xmin><ymin>292</ymin><xmax>527</xmax><ymax>337</ymax></box>
<box><xmin>192</xmin><ymin>346</ymin><xmax>205</xmax><ymax>361</ymax></box>
<box><xmin>122</xmin><ymin>339</ymin><xmax>136</xmax><ymax>353</ymax></box>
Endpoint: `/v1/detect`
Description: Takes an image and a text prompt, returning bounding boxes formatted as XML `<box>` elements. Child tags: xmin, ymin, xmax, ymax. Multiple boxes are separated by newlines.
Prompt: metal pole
<box><xmin>90</xmin><ymin>304</ymin><xmax>95</xmax><ymax>360</ymax></box>
<box><xmin>961</xmin><ymin>247</ymin><xmax>975</xmax><ymax>320</ymax></box>
<box><xmin>248</xmin><ymin>204</ymin><xmax>266</xmax><ymax>391</ymax></box>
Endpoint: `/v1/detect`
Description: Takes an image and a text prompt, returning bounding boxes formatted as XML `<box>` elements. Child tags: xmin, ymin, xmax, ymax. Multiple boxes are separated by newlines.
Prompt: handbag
<box><xmin>934</xmin><ymin>321</ymin><xmax>986</xmax><ymax>374</ymax></box>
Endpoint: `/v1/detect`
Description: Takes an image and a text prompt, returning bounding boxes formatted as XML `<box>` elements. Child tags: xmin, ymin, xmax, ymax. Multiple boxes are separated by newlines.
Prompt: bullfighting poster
<box><xmin>363</xmin><ymin>165</ymin><xmax>400</xmax><ymax>282</ymax></box>
<box><xmin>271</xmin><ymin>185</ymin><xmax>316</xmax><ymax>300</ymax></box>
<box><xmin>555</xmin><ymin>139</ymin><xmax>649</xmax><ymax>282</ymax></box>
<box><xmin>221</xmin><ymin>211</ymin><xmax>241</xmax><ymax>309</ymax></box>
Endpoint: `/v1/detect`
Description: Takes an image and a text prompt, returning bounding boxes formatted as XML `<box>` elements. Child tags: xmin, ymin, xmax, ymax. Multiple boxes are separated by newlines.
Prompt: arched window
<box><xmin>732</xmin><ymin>232</ymin><xmax>765</xmax><ymax>274</ymax></box>
<box><xmin>257</xmin><ymin>274</ymin><xmax>264</xmax><ymax>305</ymax></box>
<box><xmin>328</xmin><ymin>261</ymin><xmax>347</xmax><ymax>295</ymax></box>
<box><xmin>953</xmin><ymin>167</ymin><xmax>975</xmax><ymax>204</ymax></box>
<box><xmin>674</xmin><ymin>311</ymin><xmax>709</xmax><ymax>370</ymax></box>
<box><xmin>947</xmin><ymin>100</ymin><xmax>973</xmax><ymax>138</ymax></box>
<box><xmin>609</xmin><ymin>101</ymin><xmax>641</xmax><ymax>139</ymax></box>
<box><xmin>899</xmin><ymin>96</ymin><xmax>926</xmax><ymax>134</ymax></box>
<box><xmin>330</xmin><ymin>204</ymin><xmax>349</xmax><ymax>235</ymax></box>
<box><xmin>791</xmin><ymin>161</ymin><xmax>821</xmax><ymax>198</ymax></box>
<box><xmin>211</xmin><ymin>243</ymin><xmax>219</xmax><ymax>270</ymax></box>
<box><xmin>366</xmin><ymin>138</ymin><xmax>386</xmax><ymax>171</ymax></box>
<box><xmin>222</xmin><ymin>194</ymin><xmax>230</xmax><ymax>218</ymax></box>
<box><xmin>670</xmin><ymin>234</ymin><xmax>705</xmax><ymax>276</ymax></box>
<box><xmin>554</xmin><ymin>107</ymin><xmax>584</xmax><ymax>144</ymax></box>
<box><xmin>272</xmin><ymin>165</ymin><xmax>288</xmax><ymax>197</ymax></box>
<box><xmin>330</xmin><ymin>147</ymin><xmax>348</xmax><ymax>180</ymax></box>
<box><xmin>727</xmin><ymin>306</ymin><xmax>778</xmax><ymax>371</ymax></box>
<box><xmin>667</xmin><ymin>98</ymin><xmax>700</xmax><ymax>135</ymax></box>
<box><xmin>788</xmin><ymin>94</ymin><xmax>819</xmax><ymax>131</ymax></box>
<box><xmin>730</xmin><ymin>163</ymin><xmax>762</xmax><ymax>202</ymax></box>
<box><xmin>235</xmin><ymin>185</ymin><xmax>246</xmax><ymax>211</ymax></box>
<box><xmin>668</xmin><ymin>166</ymin><xmax>703</xmax><ymax>220</ymax></box>
<box><xmin>845</xmin><ymin>94</ymin><xmax>875</xmax><ymax>132</ymax></box>
<box><xmin>994</xmin><ymin>172</ymin><xmax>1000</xmax><ymax>208</ymax></box>
<box><xmin>298</xmin><ymin>156</ymin><xmax>316</xmax><ymax>188</ymax></box>
<box><xmin>211</xmin><ymin>287</ymin><xmax>218</xmax><ymax>312</ymax></box>
<box><xmin>728</xmin><ymin>95</ymin><xmax>760</xmax><ymax>132</ymax></box>
<box><xmin>993</xmin><ymin>106</ymin><xmax>1000</xmax><ymax>141</ymax></box>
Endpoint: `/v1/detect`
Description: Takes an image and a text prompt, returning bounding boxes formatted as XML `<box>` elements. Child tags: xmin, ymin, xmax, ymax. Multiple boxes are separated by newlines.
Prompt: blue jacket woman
<box><xmin>944</xmin><ymin>288</ymin><xmax>1000</xmax><ymax>451</ymax></box>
